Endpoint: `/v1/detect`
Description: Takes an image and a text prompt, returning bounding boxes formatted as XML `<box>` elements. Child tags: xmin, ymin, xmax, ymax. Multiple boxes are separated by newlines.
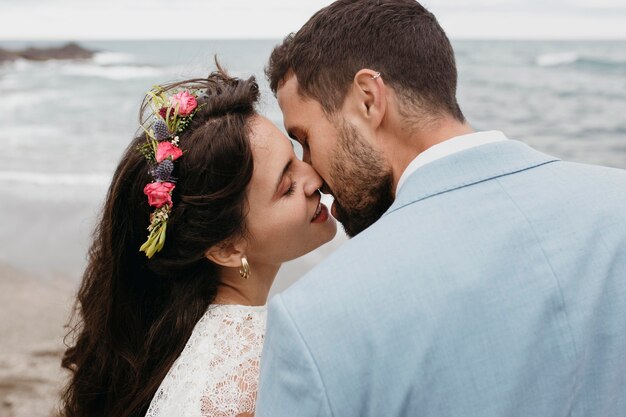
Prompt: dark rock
<box><xmin>0</xmin><ymin>49</ymin><xmax>19</xmax><ymax>63</ymax></box>
<box><xmin>0</xmin><ymin>42</ymin><xmax>95</xmax><ymax>64</ymax></box>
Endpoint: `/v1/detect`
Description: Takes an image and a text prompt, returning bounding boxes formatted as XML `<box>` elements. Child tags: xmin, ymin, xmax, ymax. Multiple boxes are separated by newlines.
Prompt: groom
<box><xmin>256</xmin><ymin>1</ymin><xmax>626</xmax><ymax>416</ymax></box>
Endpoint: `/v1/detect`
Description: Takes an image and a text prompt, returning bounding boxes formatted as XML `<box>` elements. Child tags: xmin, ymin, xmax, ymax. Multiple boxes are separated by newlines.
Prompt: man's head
<box><xmin>268</xmin><ymin>0</ymin><xmax>464</xmax><ymax>236</ymax></box>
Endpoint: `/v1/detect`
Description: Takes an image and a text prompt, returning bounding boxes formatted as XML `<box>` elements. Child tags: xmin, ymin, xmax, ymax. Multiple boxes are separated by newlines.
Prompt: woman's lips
<box><xmin>311</xmin><ymin>202</ymin><xmax>329</xmax><ymax>223</ymax></box>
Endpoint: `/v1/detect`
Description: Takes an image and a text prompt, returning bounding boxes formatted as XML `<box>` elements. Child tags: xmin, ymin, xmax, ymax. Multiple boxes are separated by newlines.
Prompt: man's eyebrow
<box><xmin>275</xmin><ymin>159</ymin><xmax>293</xmax><ymax>193</ymax></box>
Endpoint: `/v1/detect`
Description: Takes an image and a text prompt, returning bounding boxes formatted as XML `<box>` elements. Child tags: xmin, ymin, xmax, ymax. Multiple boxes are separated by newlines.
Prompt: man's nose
<box><xmin>300</xmin><ymin>162</ymin><xmax>323</xmax><ymax>196</ymax></box>
<box><xmin>302</xmin><ymin>148</ymin><xmax>311</xmax><ymax>165</ymax></box>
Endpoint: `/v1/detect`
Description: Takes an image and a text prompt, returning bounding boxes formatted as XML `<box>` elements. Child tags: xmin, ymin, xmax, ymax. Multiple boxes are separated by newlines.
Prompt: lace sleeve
<box><xmin>200</xmin><ymin>356</ymin><xmax>260</xmax><ymax>417</ymax></box>
<box><xmin>145</xmin><ymin>305</ymin><xmax>266</xmax><ymax>417</ymax></box>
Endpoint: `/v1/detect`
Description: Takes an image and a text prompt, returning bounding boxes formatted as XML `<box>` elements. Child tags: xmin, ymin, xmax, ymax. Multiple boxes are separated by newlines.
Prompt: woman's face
<box><xmin>244</xmin><ymin>115</ymin><xmax>337</xmax><ymax>266</ymax></box>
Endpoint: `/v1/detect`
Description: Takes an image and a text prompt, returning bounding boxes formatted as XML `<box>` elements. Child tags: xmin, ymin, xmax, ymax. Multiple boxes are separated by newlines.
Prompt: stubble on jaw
<box><xmin>329</xmin><ymin>120</ymin><xmax>394</xmax><ymax>237</ymax></box>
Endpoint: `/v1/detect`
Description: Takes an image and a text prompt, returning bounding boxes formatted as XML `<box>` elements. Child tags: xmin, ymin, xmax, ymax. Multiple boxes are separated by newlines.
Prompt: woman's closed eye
<box><xmin>284</xmin><ymin>180</ymin><xmax>297</xmax><ymax>197</ymax></box>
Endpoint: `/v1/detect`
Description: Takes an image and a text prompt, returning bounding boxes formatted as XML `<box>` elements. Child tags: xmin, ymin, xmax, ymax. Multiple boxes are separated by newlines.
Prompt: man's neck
<box><xmin>385</xmin><ymin>119</ymin><xmax>474</xmax><ymax>194</ymax></box>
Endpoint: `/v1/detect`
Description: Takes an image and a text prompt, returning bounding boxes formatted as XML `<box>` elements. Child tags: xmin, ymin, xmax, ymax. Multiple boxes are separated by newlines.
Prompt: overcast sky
<box><xmin>1</xmin><ymin>0</ymin><xmax>625</xmax><ymax>40</ymax></box>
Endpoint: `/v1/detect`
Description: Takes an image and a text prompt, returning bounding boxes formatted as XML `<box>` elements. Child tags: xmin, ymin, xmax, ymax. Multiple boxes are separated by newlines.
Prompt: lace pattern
<box><xmin>145</xmin><ymin>304</ymin><xmax>267</xmax><ymax>417</ymax></box>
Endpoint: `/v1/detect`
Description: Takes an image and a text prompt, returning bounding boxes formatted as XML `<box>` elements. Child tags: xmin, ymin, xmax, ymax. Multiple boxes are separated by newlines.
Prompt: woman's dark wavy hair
<box><xmin>61</xmin><ymin>65</ymin><xmax>260</xmax><ymax>417</ymax></box>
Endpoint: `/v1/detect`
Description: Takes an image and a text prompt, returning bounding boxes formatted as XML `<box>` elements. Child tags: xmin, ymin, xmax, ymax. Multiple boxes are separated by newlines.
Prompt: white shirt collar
<box><xmin>395</xmin><ymin>130</ymin><xmax>508</xmax><ymax>196</ymax></box>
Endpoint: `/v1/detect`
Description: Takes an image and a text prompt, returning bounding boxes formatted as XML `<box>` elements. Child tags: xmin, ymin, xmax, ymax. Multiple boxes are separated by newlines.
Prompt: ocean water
<box><xmin>0</xmin><ymin>39</ymin><xmax>625</xmax><ymax>287</ymax></box>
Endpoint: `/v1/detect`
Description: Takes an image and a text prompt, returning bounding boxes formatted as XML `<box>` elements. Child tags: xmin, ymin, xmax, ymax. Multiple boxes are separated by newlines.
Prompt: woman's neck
<box><xmin>214</xmin><ymin>262</ymin><xmax>280</xmax><ymax>306</ymax></box>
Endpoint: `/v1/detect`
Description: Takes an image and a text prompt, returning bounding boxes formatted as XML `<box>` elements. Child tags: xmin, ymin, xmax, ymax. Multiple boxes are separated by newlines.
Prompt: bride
<box><xmin>61</xmin><ymin>67</ymin><xmax>336</xmax><ymax>417</ymax></box>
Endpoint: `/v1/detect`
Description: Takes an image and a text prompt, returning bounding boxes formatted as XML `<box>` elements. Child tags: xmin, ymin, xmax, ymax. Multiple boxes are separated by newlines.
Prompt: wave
<box><xmin>0</xmin><ymin>171</ymin><xmax>112</xmax><ymax>186</ymax></box>
<box><xmin>536</xmin><ymin>51</ymin><xmax>626</xmax><ymax>68</ymax></box>
<box><xmin>59</xmin><ymin>63</ymin><xmax>165</xmax><ymax>80</ymax></box>
<box><xmin>0</xmin><ymin>92</ymin><xmax>66</xmax><ymax>113</ymax></box>
<box><xmin>91</xmin><ymin>51</ymin><xmax>135</xmax><ymax>65</ymax></box>
<box><xmin>4</xmin><ymin>54</ymin><xmax>167</xmax><ymax>80</ymax></box>
<box><xmin>536</xmin><ymin>52</ymin><xmax>580</xmax><ymax>67</ymax></box>
<box><xmin>8</xmin><ymin>58</ymin><xmax>37</xmax><ymax>71</ymax></box>
<box><xmin>3</xmin><ymin>51</ymin><xmax>135</xmax><ymax>68</ymax></box>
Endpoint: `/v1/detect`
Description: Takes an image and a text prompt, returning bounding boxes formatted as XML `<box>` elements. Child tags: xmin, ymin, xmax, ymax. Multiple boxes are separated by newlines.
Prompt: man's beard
<box><xmin>329</xmin><ymin>120</ymin><xmax>394</xmax><ymax>237</ymax></box>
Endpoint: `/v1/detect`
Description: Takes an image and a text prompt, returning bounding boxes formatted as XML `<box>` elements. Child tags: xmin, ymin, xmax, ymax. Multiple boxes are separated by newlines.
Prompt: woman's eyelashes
<box><xmin>284</xmin><ymin>178</ymin><xmax>297</xmax><ymax>197</ymax></box>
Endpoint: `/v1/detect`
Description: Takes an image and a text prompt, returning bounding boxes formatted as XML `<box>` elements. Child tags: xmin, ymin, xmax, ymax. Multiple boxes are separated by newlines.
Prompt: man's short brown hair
<box><xmin>266</xmin><ymin>0</ymin><xmax>464</xmax><ymax>122</ymax></box>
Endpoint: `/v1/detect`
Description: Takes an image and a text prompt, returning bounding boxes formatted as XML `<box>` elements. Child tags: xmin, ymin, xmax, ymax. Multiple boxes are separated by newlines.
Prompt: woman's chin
<box><xmin>317</xmin><ymin>217</ymin><xmax>338</xmax><ymax>246</ymax></box>
<box><xmin>298</xmin><ymin>222</ymin><xmax>338</xmax><ymax>260</ymax></box>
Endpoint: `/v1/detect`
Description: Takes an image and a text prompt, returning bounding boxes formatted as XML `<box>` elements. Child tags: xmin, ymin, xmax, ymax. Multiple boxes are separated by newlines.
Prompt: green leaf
<box><xmin>157</xmin><ymin>222</ymin><xmax>167</xmax><ymax>249</ymax></box>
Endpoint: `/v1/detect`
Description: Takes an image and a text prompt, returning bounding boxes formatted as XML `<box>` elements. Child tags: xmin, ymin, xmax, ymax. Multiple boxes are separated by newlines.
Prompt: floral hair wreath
<box><xmin>137</xmin><ymin>86</ymin><xmax>203</xmax><ymax>258</ymax></box>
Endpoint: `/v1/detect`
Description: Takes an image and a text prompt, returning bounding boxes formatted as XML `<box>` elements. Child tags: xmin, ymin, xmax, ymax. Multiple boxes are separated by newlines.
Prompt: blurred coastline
<box><xmin>0</xmin><ymin>38</ymin><xmax>624</xmax><ymax>416</ymax></box>
<box><xmin>1</xmin><ymin>38</ymin><xmax>624</xmax><ymax>280</ymax></box>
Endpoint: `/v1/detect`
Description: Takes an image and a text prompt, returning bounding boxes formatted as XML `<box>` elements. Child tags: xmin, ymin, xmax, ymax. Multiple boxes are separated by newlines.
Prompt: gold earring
<box><xmin>239</xmin><ymin>256</ymin><xmax>250</xmax><ymax>280</ymax></box>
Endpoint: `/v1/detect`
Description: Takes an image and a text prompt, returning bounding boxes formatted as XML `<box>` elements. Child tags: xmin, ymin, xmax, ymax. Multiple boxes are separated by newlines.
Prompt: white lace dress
<box><xmin>145</xmin><ymin>304</ymin><xmax>267</xmax><ymax>417</ymax></box>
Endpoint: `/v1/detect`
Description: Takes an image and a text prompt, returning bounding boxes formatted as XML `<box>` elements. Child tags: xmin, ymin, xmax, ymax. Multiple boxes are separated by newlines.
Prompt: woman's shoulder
<box><xmin>197</xmin><ymin>305</ymin><xmax>267</xmax><ymax>415</ymax></box>
<box><xmin>195</xmin><ymin>304</ymin><xmax>267</xmax><ymax>357</ymax></box>
<box><xmin>145</xmin><ymin>304</ymin><xmax>267</xmax><ymax>417</ymax></box>
<box><xmin>162</xmin><ymin>303</ymin><xmax>267</xmax><ymax>380</ymax></box>
<box><xmin>203</xmin><ymin>304</ymin><xmax>267</xmax><ymax>334</ymax></box>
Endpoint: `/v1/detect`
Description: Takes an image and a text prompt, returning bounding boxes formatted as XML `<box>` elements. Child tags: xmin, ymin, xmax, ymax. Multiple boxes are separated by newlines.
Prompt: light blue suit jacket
<box><xmin>256</xmin><ymin>140</ymin><xmax>626</xmax><ymax>417</ymax></box>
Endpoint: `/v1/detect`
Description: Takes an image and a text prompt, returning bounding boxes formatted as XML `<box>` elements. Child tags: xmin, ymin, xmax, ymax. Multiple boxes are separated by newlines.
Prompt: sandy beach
<box><xmin>0</xmin><ymin>264</ymin><xmax>76</xmax><ymax>417</ymax></box>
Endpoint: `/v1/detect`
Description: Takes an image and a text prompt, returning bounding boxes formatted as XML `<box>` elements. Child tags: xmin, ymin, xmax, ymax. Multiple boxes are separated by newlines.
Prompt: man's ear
<box><xmin>204</xmin><ymin>239</ymin><xmax>247</xmax><ymax>268</ymax></box>
<box><xmin>350</xmin><ymin>68</ymin><xmax>387</xmax><ymax>129</ymax></box>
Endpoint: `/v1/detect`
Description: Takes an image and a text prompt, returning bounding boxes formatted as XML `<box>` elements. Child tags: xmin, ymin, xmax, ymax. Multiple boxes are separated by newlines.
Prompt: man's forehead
<box><xmin>276</xmin><ymin>74</ymin><xmax>301</xmax><ymax>106</ymax></box>
<box><xmin>278</xmin><ymin>72</ymin><xmax>325</xmax><ymax>108</ymax></box>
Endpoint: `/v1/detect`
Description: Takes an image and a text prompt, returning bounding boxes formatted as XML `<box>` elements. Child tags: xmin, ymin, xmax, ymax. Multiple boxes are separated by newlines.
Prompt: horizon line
<box><xmin>1</xmin><ymin>36</ymin><xmax>625</xmax><ymax>43</ymax></box>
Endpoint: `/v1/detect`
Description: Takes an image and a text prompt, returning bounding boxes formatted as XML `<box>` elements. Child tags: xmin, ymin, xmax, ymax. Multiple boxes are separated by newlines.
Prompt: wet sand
<box><xmin>0</xmin><ymin>264</ymin><xmax>76</xmax><ymax>417</ymax></box>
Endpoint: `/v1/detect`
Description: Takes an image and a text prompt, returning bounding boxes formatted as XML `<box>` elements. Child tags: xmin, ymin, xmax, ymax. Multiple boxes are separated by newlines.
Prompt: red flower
<box><xmin>158</xmin><ymin>107</ymin><xmax>170</xmax><ymax>120</ymax></box>
<box><xmin>156</xmin><ymin>141</ymin><xmax>183</xmax><ymax>163</ymax></box>
<box><xmin>169</xmin><ymin>91</ymin><xmax>197</xmax><ymax>116</ymax></box>
<box><xmin>144</xmin><ymin>181</ymin><xmax>175</xmax><ymax>208</ymax></box>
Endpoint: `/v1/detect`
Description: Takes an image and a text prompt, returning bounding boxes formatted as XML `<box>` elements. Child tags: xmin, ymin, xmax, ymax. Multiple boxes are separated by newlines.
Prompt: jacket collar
<box><xmin>386</xmin><ymin>140</ymin><xmax>560</xmax><ymax>216</ymax></box>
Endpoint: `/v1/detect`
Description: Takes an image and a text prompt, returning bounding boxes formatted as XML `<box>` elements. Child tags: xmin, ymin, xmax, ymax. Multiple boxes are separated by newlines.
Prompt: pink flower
<box><xmin>144</xmin><ymin>181</ymin><xmax>175</xmax><ymax>208</ymax></box>
<box><xmin>156</xmin><ymin>141</ymin><xmax>183</xmax><ymax>163</ymax></box>
<box><xmin>169</xmin><ymin>91</ymin><xmax>197</xmax><ymax>116</ymax></box>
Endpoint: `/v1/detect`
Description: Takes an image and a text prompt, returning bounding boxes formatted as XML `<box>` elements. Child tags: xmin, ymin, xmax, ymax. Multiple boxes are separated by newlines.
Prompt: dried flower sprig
<box><xmin>137</xmin><ymin>86</ymin><xmax>200</xmax><ymax>258</ymax></box>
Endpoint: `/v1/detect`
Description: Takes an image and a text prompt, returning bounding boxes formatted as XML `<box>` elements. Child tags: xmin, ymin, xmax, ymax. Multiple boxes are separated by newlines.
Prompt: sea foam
<box><xmin>536</xmin><ymin>52</ymin><xmax>580</xmax><ymax>67</ymax></box>
<box><xmin>536</xmin><ymin>51</ymin><xmax>626</xmax><ymax>69</ymax></box>
<box><xmin>59</xmin><ymin>64</ymin><xmax>165</xmax><ymax>80</ymax></box>
<box><xmin>0</xmin><ymin>171</ymin><xmax>112</xmax><ymax>186</ymax></box>
<box><xmin>92</xmin><ymin>51</ymin><xmax>135</xmax><ymax>65</ymax></box>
